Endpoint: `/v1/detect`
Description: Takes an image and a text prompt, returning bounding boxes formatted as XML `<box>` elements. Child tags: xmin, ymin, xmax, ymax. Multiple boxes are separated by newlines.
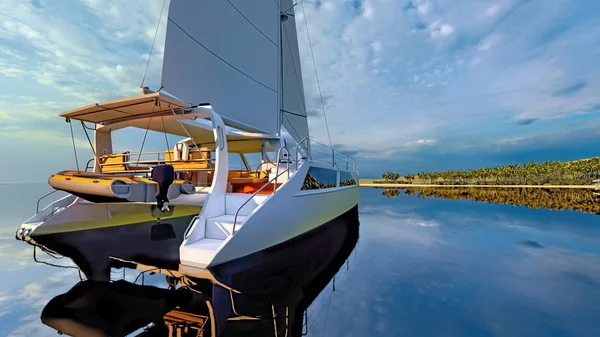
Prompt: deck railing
<box><xmin>97</xmin><ymin>148</ymin><xmax>214</xmax><ymax>173</ymax></box>
<box><xmin>291</xmin><ymin>138</ymin><xmax>359</xmax><ymax>175</ymax></box>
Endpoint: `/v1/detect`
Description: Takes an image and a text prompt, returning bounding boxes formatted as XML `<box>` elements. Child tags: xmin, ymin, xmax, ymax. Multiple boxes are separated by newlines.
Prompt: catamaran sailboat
<box><xmin>16</xmin><ymin>0</ymin><xmax>358</xmax><ymax>288</ymax></box>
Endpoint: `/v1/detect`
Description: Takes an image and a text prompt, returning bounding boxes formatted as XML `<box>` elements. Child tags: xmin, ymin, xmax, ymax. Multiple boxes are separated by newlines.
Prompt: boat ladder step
<box><xmin>205</xmin><ymin>214</ymin><xmax>247</xmax><ymax>240</ymax></box>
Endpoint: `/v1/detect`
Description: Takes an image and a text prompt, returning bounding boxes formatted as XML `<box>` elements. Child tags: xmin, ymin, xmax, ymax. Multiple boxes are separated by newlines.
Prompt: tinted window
<box><xmin>340</xmin><ymin>171</ymin><xmax>357</xmax><ymax>186</ymax></box>
<box><xmin>302</xmin><ymin>167</ymin><xmax>337</xmax><ymax>190</ymax></box>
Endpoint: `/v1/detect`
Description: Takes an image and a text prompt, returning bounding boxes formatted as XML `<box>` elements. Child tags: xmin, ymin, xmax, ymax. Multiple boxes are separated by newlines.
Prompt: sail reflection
<box><xmin>40</xmin><ymin>206</ymin><xmax>360</xmax><ymax>337</ymax></box>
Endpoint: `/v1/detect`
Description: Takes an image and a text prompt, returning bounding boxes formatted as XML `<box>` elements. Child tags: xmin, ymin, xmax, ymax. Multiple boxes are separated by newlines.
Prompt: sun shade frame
<box><xmin>59</xmin><ymin>93</ymin><xmax>193</xmax><ymax>124</ymax></box>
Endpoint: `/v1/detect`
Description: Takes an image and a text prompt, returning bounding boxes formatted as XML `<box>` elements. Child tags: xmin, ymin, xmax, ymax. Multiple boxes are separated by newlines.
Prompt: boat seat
<box><xmin>100</xmin><ymin>152</ymin><xmax>130</xmax><ymax>172</ymax></box>
<box><xmin>230</xmin><ymin>177</ymin><xmax>283</xmax><ymax>194</ymax></box>
<box><xmin>230</xmin><ymin>177</ymin><xmax>269</xmax><ymax>185</ymax></box>
<box><xmin>99</xmin><ymin>152</ymin><xmax>149</xmax><ymax>173</ymax></box>
<box><xmin>165</xmin><ymin>147</ymin><xmax>212</xmax><ymax>171</ymax></box>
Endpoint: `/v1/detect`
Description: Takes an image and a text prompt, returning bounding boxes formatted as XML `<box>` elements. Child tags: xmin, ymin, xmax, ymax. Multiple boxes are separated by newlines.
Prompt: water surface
<box><xmin>1</xmin><ymin>185</ymin><xmax>599</xmax><ymax>336</ymax></box>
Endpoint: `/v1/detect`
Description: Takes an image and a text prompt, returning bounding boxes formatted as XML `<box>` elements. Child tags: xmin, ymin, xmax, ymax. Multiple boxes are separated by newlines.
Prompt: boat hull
<box><xmin>29</xmin><ymin>206</ymin><xmax>200</xmax><ymax>281</ymax></box>
<box><xmin>195</xmin><ymin>205</ymin><xmax>360</xmax><ymax>336</ymax></box>
<box><xmin>37</xmin><ymin>205</ymin><xmax>359</xmax><ymax>337</ymax></box>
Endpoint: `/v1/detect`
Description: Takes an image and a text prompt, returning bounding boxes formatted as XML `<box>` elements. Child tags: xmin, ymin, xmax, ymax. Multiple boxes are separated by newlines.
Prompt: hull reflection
<box><xmin>40</xmin><ymin>205</ymin><xmax>360</xmax><ymax>336</ymax></box>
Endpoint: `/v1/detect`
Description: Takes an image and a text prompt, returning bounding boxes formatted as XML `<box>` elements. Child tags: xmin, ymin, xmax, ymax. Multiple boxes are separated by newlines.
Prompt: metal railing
<box><xmin>232</xmin><ymin>167</ymin><xmax>291</xmax><ymax>234</ymax></box>
<box><xmin>37</xmin><ymin>190</ymin><xmax>58</xmax><ymax>213</ymax></box>
<box><xmin>231</xmin><ymin>144</ymin><xmax>292</xmax><ymax>234</ymax></box>
<box><xmin>230</xmin><ymin>138</ymin><xmax>359</xmax><ymax>235</ymax></box>
<box><xmin>289</xmin><ymin>137</ymin><xmax>359</xmax><ymax>175</ymax></box>
<box><xmin>97</xmin><ymin>149</ymin><xmax>214</xmax><ymax>172</ymax></box>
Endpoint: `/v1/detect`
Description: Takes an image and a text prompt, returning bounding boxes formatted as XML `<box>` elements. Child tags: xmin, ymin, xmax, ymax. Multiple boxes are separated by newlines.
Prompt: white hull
<box><xmin>180</xmin><ymin>161</ymin><xmax>358</xmax><ymax>275</ymax></box>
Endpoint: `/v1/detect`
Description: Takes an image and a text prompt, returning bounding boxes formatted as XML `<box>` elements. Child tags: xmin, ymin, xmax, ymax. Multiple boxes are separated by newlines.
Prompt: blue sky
<box><xmin>0</xmin><ymin>0</ymin><xmax>599</xmax><ymax>181</ymax></box>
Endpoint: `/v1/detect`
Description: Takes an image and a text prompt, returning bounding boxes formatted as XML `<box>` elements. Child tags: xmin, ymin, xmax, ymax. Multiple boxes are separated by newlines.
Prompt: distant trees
<box><xmin>381</xmin><ymin>172</ymin><xmax>400</xmax><ymax>182</ymax></box>
<box><xmin>378</xmin><ymin>157</ymin><xmax>600</xmax><ymax>186</ymax></box>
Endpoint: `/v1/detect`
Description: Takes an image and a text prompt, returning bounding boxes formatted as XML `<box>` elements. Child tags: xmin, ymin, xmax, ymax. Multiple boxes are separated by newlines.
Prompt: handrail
<box><xmin>85</xmin><ymin>158</ymin><xmax>95</xmax><ymax>172</ymax></box>
<box><xmin>290</xmin><ymin>137</ymin><xmax>358</xmax><ymax>174</ymax></box>
<box><xmin>37</xmin><ymin>190</ymin><xmax>58</xmax><ymax>213</ymax></box>
<box><xmin>232</xmin><ymin>168</ymin><xmax>290</xmax><ymax>234</ymax></box>
<box><xmin>275</xmin><ymin>145</ymin><xmax>290</xmax><ymax>184</ymax></box>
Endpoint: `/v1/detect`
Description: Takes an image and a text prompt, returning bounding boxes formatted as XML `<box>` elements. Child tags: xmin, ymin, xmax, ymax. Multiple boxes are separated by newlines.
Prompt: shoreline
<box><xmin>359</xmin><ymin>182</ymin><xmax>599</xmax><ymax>189</ymax></box>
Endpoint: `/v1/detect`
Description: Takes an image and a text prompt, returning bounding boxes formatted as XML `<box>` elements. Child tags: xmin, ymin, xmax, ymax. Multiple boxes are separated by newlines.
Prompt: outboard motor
<box><xmin>151</xmin><ymin>164</ymin><xmax>175</xmax><ymax>212</ymax></box>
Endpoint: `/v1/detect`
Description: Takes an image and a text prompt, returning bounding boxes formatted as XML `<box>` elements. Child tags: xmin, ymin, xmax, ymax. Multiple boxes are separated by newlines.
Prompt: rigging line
<box><xmin>283</xmin><ymin>113</ymin><xmax>301</xmax><ymax>140</ymax></box>
<box><xmin>68</xmin><ymin>120</ymin><xmax>80</xmax><ymax>172</ymax></box>
<box><xmin>282</xmin><ymin>25</ymin><xmax>308</xmax><ymax>114</ymax></box>
<box><xmin>134</xmin><ymin>115</ymin><xmax>154</xmax><ymax>179</ymax></box>
<box><xmin>33</xmin><ymin>246</ymin><xmax>79</xmax><ymax>270</ymax></box>
<box><xmin>80</xmin><ymin>121</ymin><xmax>98</xmax><ymax>163</ymax></box>
<box><xmin>169</xmin><ymin>18</ymin><xmax>277</xmax><ymax>93</ymax></box>
<box><xmin>161</xmin><ymin>115</ymin><xmax>170</xmax><ymax>152</ymax></box>
<box><xmin>320</xmin><ymin>291</ymin><xmax>332</xmax><ymax>337</ymax></box>
<box><xmin>81</xmin><ymin>121</ymin><xmax>96</xmax><ymax>131</ymax></box>
<box><xmin>224</xmin><ymin>0</ymin><xmax>277</xmax><ymax>45</ymax></box>
<box><xmin>169</xmin><ymin>107</ymin><xmax>212</xmax><ymax>169</ymax></box>
<box><xmin>299</xmin><ymin>0</ymin><xmax>332</xmax><ymax>148</ymax></box>
<box><xmin>306</xmin><ymin>288</ymin><xmax>334</xmax><ymax>331</ymax></box>
<box><xmin>141</xmin><ymin>0</ymin><xmax>168</xmax><ymax>88</ymax></box>
<box><xmin>281</xmin><ymin>109</ymin><xmax>307</xmax><ymax>118</ymax></box>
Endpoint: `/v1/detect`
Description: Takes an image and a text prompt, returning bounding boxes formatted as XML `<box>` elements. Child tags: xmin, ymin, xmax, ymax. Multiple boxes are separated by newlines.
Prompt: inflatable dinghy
<box><xmin>48</xmin><ymin>169</ymin><xmax>195</xmax><ymax>203</ymax></box>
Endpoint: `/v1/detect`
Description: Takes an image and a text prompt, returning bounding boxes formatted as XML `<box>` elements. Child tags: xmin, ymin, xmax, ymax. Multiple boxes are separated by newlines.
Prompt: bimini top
<box><xmin>59</xmin><ymin>92</ymin><xmax>192</xmax><ymax>124</ymax></box>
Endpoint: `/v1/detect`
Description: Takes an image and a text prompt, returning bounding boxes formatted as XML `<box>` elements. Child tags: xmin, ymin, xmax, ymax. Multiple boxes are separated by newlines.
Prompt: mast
<box><xmin>277</xmin><ymin>0</ymin><xmax>282</xmax><ymax>137</ymax></box>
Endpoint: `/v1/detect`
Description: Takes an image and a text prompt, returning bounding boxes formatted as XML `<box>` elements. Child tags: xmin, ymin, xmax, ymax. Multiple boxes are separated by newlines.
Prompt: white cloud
<box><xmin>430</xmin><ymin>23</ymin><xmax>455</xmax><ymax>38</ymax></box>
<box><xmin>497</xmin><ymin>137</ymin><xmax>525</xmax><ymax>146</ymax></box>
<box><xmin>485</xmin><ymin>4</ymin><xmax>500</xmax><ymax>17</ymax></box>
<box><xmin>417</xmin><ymin>2</ymin><xmax>432</xmax><ymax>15</ymax></box>
<box><xmin>404</xmin><ymin>139</ymin><xmax>438</xmax><ymax>147</ymax></box>
<box><xmin>362</xmin><ymin>1</ymin><xmax>374</xmax><ymax>20</ymax></box>
<box><xmin>370</xmin><ymin>40</ymin><xmax>382</xmax><ymax>54</ymax></box>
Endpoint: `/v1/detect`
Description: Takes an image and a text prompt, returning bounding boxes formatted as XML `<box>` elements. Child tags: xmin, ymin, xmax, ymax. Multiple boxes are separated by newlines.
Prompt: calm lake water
<box><xmin>1</xmin><ymin>184</ymin><xmax>600</xmax><ymax>336</ymax></box>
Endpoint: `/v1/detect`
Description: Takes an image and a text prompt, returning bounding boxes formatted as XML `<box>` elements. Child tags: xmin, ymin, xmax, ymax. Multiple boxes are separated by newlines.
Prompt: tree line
<box><xmin>380</xmin><ymin>157</ymin><xmax>600</xmax><ymax>185</ymax></box>
<box><xmin>380</xmin><ymin>187</ymin><xmax>600</xmax><ymax>215</ymax></box>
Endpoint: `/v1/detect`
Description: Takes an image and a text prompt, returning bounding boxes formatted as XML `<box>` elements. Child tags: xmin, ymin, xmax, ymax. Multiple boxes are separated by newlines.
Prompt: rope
<box><xmin>161</xmin><ymin>115</ymin><xmax>171</xmax><ymax>152</ymax></box>
<box><xmin>133</xmin><ymin>267</ymin><xmax>160</xmax><ymax>284</ymax></box>
<box><xmin>68</xmin><ymin>120</ymin><xmax>80</xmax><ymax>172</ymax></box>
<box><xmin>320</xmin><ymin>294</ymin><xmax>332</xmax><ymax>337</ymax></box>
<box><xmin>299</xmin><ymin>0</ymin><xmax>333</xmax><ymax>148</ymax></box>
<box><xmin>133</xmin><ymin>116</ymin><xmax>154</xmax><ymax>179</ymax></box>
<box><xmin>283</xmin><ymin>113</ymin><xmax>301</xmax><ymax>141</ymax></box>
<box><xmin>169</xmin><ymin>107</ymin><xmax>212</xmax><ymax>169</ymax></box>
<box><xmin>81</xmin><ymin>121</ymin><xmax>96</xmax><ymax>131</ymax></box>
<box><xmin>33</xmin><ymin>245</ymin><xmax>82</xmax><ymax>282</ymax></box>
<box><xmin>80</xmin><ymin>121</ymin><xmax>98</xmax><ymax>167</ymax></box>
<box><xmin>140</xmin><ymin>0</ymin><xmax>168</xmax><ymax>88</ymax></box>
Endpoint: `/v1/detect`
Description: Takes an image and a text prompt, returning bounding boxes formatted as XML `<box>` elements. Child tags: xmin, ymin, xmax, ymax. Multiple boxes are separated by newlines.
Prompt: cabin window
<box><xmin>340</xmin><ymin>171</ymin><xmax>357</xmax><ymax>186</ymax></box>
<box><xmin>301</xmin><ymin>167</ymin><xmax>338</xmax><ymax>190</ymax></box>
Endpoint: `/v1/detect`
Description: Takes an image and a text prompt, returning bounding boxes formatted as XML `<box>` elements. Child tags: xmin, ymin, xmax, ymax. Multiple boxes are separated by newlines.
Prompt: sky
<box><xmin>0</xmin><ymin>0</ymin><xmax>599</xmax><ymax>181</ymax></box>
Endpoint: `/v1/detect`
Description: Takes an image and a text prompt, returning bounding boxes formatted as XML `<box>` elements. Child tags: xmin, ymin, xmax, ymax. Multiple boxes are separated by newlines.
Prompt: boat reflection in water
<box><xmin>40</xmin><ymin>206</ymin><xmax>359</xmax><ymax>337</ymax></box>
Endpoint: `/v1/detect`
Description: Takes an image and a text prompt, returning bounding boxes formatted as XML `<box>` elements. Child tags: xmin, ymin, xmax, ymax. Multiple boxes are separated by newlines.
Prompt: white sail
<box><xmin>280</xmin><ymin>0</ymin><xmax>310</xmax><ymax>143</ymax></box>
<box><xmin>161</xmin><ymin>0</ymin><xmax>310</xmax><ymax>142</ymax></box>
<box><xmin>161</xmin><ymin>0</ymin><xmax>279</xmax><ymax>135</ymax></box>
